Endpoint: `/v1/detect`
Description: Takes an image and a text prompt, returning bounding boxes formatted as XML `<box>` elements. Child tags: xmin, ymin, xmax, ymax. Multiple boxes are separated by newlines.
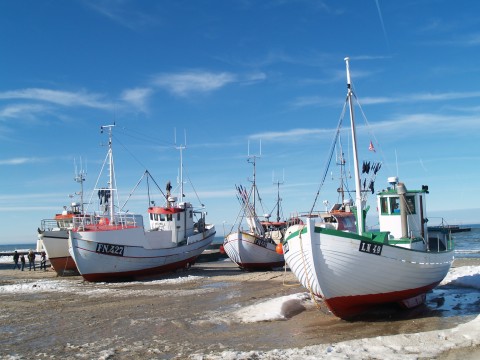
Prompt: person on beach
<box><xmin>20</xmin><ymin>254</ymin><xmax>25</xmax><ymax>271</ymax></box>
<box><xmin>12</xmin><ymin>251</ymin><xmax>21</xmax><ymax>270</ymax></box>
<box><xmin>28</xmin><ymin>250</ymin><xmax>36</xmax><ymax>271</ymax></box>
<box><xmin>40</xmin><ymin>252</ymin><xmax>47</xmax><ymax>271</ymax></box>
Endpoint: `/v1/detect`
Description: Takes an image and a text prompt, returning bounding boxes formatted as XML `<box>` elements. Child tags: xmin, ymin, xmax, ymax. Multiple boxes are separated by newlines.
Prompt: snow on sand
<box><xmin>0</xmin><ymin>265</ymin><xmax>479</xmax><ymax>359</ymax></box>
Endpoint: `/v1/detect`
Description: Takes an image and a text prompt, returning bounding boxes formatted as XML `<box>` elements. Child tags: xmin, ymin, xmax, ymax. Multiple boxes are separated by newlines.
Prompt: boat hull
<box><xmin>223</xmin><ymin>231</ymin><xmax>285</xmax><ymax>270</ymax></box>
<box><xmin>69</xmin><ymin>226</ymin><xmax>216</xmax><ymax>282</ymax></box>
<box><xmin>284</xmin><ymin>219</ymin><xmax>454</xmax><ymax>319</ymax></box>
<box><xmin>41</xmin><ymin>230</ymin><xmax>78</xmax><ymax>275</ymax></box>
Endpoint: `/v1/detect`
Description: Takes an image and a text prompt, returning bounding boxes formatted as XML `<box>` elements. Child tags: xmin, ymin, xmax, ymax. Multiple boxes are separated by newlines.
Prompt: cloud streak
<box><xmin>249</xmin><ymin>112</ymin><xmax>480</xmax><ymax>143</ymax></box>
<box><xmin>293</xmin><ymin>90</ymin><xmax>480</xmax><ymax>108</ymax></box>
<box><xmin>120</xmin><ymin>87</ymin><xmax>152</xmax><ymax>113</ymax></box>
<box><xmin>0</xmin><ymin>157</ymin><xmax>42</xmax><ymax>165</ymax></box>
<box><xmin>0</xmin><ymin>88</ymin><xmax>114</xmax><ymax>110</ymax></box>
<box><xmin>152</xmin><ymin>70</ymin><xmax>237</xmax><ymax>97</ymax></box>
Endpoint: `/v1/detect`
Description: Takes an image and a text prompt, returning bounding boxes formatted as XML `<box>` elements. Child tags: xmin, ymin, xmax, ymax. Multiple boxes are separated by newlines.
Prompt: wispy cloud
<box><xmin>248</xmin><ymin>112</ymin><xmax>480</xmax><ymax>143</ymax></box>
<box><xmin>120</xmin><ymin>87</ymin><xmax>152</xmax><ymax>112</ymax></box>
<box><xmin>0</xmin><ymin>104</ymin><xmax>51</xmax><ymax>121</ymax></box>
<box><xmin>367</xmin><ymin>113</ymin><xmax>480</xmax><ymax>135</ymax></box>
<box><xmin>0</xmin><ymin>157</ymin><xmax>42</xmax><ymax>165</ymax></box>
<box><xmin>249</xmin><ymin>128</ymin><xmax>334</xmax><ymax>142</ymax></box>
<box><xmin>84</xmin><ymin>0</ymin><xmax>160</xmax><ymax>31</ymax></box>
<box><xmin>293</xmin><ymin>90</ymin><xmax>480</xmax><ymax>108</ymax></box>
<box><xmin>152</xmin><ymin>70</ymin><xmax>237</xmax><ymax>97</ymax></box>
<box><xmin>0</xmin><ymin>88</ymin><xmax>114</xmax><ymax>110</ymax></box>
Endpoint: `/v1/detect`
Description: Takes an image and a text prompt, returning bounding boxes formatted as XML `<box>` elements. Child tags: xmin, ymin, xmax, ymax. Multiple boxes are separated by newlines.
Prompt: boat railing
<box><xmin>40</xmin><ymin>219</ymin><xmax>73</xmax><ymax>231</ymax></box>
<box><xmin>427</xmin><ymin>229</ymin><xmax>454</xmax><ymax>252</ymax></box>
<box><xmin>72</xmin><ymin>213</ymin><xmax>140</xmax><ymax>231</ymax></box>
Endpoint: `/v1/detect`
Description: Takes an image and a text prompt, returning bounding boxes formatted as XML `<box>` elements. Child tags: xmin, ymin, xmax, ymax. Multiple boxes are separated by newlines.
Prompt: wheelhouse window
<box><xmin>405</xmin><ymin>196</ymin><xmax>416</xmax><ymax>214</ymax></box>
<box><xmin>380</xmin><ymin>197</ymin><xmax>389</xmax><ymax>214</ymax></box>
<box><xmin>390</xmin><ymin>197</ymin><xmax>400</xmax><ymax>214</ymax></box>
<box><xmin>381</xmin><ymin>196</ymin><xmax>416</xmax><ymax>215</ymax></box>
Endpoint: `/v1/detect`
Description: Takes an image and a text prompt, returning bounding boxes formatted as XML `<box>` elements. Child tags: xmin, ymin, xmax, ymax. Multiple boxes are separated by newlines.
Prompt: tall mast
<box><xmin>273</xmin><ymin>170</ymin><xmax>284</xmax><ymax>222</ymax></box>
<box><xmin>101</xmin><ymin>124</ymin><xmax>116</xmax><ymax>223</ymax></box>
<box><xmin>344</xmin><ymin>57</ymin><xmax>363</xmax><ymax>235</ymax></box>
<box><xmin>247</xmin><ymin>140</ymin><xmax>261</xmax><ymax>216</ymax></box>
<box><xmin>175</xmin><ymin>129</ymin><xmax>186</xmax><ymax>202</ymax></box>
<box><xmin>74</xmin><ymin>158</ymin><xmax>87</xmax><ymax>213</ymax></box>
<box><xmin>176</xmin><ymin>143</ymin><xmax>186</xmax><ymax>201</ymax></box>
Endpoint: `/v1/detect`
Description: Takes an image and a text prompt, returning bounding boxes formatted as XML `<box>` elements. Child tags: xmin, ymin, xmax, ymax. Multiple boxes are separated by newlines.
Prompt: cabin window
<box><xmin>405</xmin><ymin>196</ymin><xmax>416</xmax><ymax>214</ymax></box>
<box><xmin>160</xmin><ymin>214</ymin><xmax>165</xmax><ymax>221</ymax></box>
<box><xmin>150</xmin><ymin>213</ymin><xmax>154</xmax><ymax>221</ymax></box>
<box><xmin>380</xmin><ymin>198</ymin><xmax>389</xmax><ymax>214</ymax></box>
<box><xmin>390</xmin><ymin>197</ymin><xmax>400</xmax><ymax>214</ymax></box>
<box><xmin>189</xmin><ymin>210</ymin><xmax>193</xmax><ymax>219</ymax></box>
<box><xmin>167</xmin><ymin>214</ymin><xmax>172</xmax><ymax>221</ymax></box>
<box><xmin>177</xmin><ymin>213</ymin><xmax>181</xmax><ymax>221</ymax></box>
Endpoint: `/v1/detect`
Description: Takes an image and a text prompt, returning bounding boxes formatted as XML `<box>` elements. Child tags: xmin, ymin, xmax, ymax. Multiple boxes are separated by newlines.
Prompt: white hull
<box><xmin>284</xmin><ymin>218</ymin><xmax>454</xmax><ymax>319</ymax></box>
<box><xmin>69</xmin><ymin>225</ymin><xmax>215</xmax><ymax>282</ymax></box>
<box><xmin>40</xmin><ymin>230</ymin><xmax>78</xmax><ymax>274</ymax></box>
<box><xmin>223</xmin><ymin>231</ymin><xmax>284</xmax><ymax>270</ymax></box>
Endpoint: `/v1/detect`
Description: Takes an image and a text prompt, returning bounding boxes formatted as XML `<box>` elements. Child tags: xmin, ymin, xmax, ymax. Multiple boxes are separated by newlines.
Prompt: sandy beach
<box><xmin>0</xmin><ymin>257</ymin><xmax>479</xmax><ymax>359</ymax></box>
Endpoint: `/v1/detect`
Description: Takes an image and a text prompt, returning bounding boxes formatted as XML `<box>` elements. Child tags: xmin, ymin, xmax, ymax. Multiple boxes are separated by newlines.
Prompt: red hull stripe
<box><xmin>325</xmin><ymin>281</ymin><xmax>440</xmax><ymax>319</ymax></box>
<box><xmin>81</xmin><ymin>255</ymin><xmax>199</xmax><ymax>282</ymax></box>
<box><xmin>49</xmin><ymin>256</ymin><xmax>78</xmax><ymax>274</ymax></box>
<box><xmin>235</xmin><ymin>261</ymin><xmax>285</xmax><ymax>270</ymax></box>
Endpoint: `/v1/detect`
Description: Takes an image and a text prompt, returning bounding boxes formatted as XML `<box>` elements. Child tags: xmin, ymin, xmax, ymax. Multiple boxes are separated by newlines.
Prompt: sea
<box><xmin>0</xmin><ymin>230</ymin><xmax>479</xmax><ymax>259</ymax></box>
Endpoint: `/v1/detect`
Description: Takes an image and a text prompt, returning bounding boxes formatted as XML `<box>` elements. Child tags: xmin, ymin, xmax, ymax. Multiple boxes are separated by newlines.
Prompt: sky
<box><xmin>1</xmin><ymin>0</ymin><xmax>480</xmax><ymax>244</ymax></box>
<box><xmin>0</xmin><ymin>258</ymin><xmax>479</xmax><ymax>358</ymax></box>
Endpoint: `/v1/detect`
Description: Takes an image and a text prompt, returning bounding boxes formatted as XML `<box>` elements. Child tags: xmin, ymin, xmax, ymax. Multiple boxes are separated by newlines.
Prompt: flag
<box><xmin>368</xmin><ymin>141</ymin><xmax>376</xmax><ymax>152</ymax></box>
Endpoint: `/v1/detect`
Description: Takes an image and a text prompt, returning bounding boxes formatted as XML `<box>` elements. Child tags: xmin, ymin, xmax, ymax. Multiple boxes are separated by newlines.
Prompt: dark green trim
<box><xmin>284</xmin><ymin>225</ymin><xmax>454</xmax><ymax>253</ymax></box>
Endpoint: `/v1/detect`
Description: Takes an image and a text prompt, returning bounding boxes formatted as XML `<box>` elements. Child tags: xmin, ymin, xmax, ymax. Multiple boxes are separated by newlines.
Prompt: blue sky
<box><xmin>1</xmin><ymin>0</ymin><xmax>479</xmax><ymax>245</ymax></box>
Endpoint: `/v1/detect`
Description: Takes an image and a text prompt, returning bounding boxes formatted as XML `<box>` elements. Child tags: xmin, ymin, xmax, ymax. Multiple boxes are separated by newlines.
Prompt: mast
<box><xmin>246</xmin><ymin>141</ymin><xmax>264</xmax><ymax>235</ymax></box>
<box><xmin>247</xmin><ymin>141</ymin><xmax>261</xmax><ymax>217</ymax></box>
<box><xmin>273</xmin><ymin>170</ymin><xmax>284</xmax><ymax>222</ymax></box>
<box><xmin>344</xmin><ymin>57</ymin><xmax>364</xmax><ymax>235</ymax></box>
<box><xmin>175</xmin><ymin>131</ymin><xmax>186</xmax><ymax>202</ymax></box>
<box><xmin>100</xmin><ymin>124</ymin><xmax>116</xmax><ymax>223</ymax></box>
<box><xmin>74</xmin><ymin>158</ymin><xmax>87</xmax><ymax>213</ymax></box>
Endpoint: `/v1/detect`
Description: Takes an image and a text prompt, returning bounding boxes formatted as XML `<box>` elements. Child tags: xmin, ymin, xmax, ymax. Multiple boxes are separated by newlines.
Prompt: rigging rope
<box><xmin>309</xmin><ymin>99</ymin><xmax>348</xmax><ymax>214</ymax></box>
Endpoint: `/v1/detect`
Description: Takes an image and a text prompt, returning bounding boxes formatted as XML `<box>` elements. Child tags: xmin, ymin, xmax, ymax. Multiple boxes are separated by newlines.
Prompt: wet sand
<box><xmin>0</xmin><ymin>257</ymin><xmax>479</xmax><ymax>359</ymax></box>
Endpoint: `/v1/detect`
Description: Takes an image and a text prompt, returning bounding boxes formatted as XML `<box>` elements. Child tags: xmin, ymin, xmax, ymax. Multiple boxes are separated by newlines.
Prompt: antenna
<box><xmin>395</xmin><ymin>149</ymin><xmax>399</xmax><ymax>178</ymax></box>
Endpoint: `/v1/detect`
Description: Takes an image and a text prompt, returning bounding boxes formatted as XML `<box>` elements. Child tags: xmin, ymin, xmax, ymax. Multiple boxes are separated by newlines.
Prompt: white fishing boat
<box><xmin>37</xmin><ymin>165</ymin><xmax>86</xmax><ymax>275</ymax></box>
<box><xmin>282</xmin><ymin>57</ymin><xmax>454</xmax><ymax>319</ymax></box>
<box><xmin>38</xmin><ymin>203</ymin><xmax>81</xmax><ymax>274</ymax></box>
<box><xmin>68</xmin><ymin>125</ymin><xmax>216</xmax><ymax>282</ymax></box>
<box><xmin>223</xmin><ymin>151</ymin><xmax>287</xmax><ymax>270</ymax></box>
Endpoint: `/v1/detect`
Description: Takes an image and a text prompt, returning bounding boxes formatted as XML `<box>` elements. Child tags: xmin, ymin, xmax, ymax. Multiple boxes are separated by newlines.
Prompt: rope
<box><xmin>297</xmin><ymin>223</ymin><xmax>322</xmax><ymax>309</ymax></box>
<box><xmin>309</xmin><ymin>100</ymin><xmax>347</xmax><ymax>214</ymax></box>
<box><xmin>281</xmin><ymin>261</ymin><xmax>300</xmax><ymax>288</ymax></box>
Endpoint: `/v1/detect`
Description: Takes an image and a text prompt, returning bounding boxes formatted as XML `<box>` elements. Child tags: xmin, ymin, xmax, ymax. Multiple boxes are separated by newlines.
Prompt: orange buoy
<box><xmin>276</xmin><ymin>243</ymin><xmax>284</xmax><ymax>255</ymax></box>
<box><xmin>99</xmin><ymin>217</ymin><xmax>110</xmax><ymax>225</ymax></box>
<box><xmin>219</xmin><ymin>245</ymin><xmax>225</xmax><ymax>254</ymax></box>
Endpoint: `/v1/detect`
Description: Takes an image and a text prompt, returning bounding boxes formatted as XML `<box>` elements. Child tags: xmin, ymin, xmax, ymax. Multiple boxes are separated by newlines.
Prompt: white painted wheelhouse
<box><xmin>377</xmin><ymin>176</ymin><xmax>428</xmax><ymax>240</ymax></box>
<box><xmin>147</xmin><ymin>198</ymin><xmax>209</xmax><ymax>247</ymax></box>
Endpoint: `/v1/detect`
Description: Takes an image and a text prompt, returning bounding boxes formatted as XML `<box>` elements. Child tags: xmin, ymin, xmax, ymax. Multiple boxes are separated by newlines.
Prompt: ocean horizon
<box><xmin>1</xmin><ymin>228</ymin><xmax>479</xmax><ymax>260</ymax></box>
